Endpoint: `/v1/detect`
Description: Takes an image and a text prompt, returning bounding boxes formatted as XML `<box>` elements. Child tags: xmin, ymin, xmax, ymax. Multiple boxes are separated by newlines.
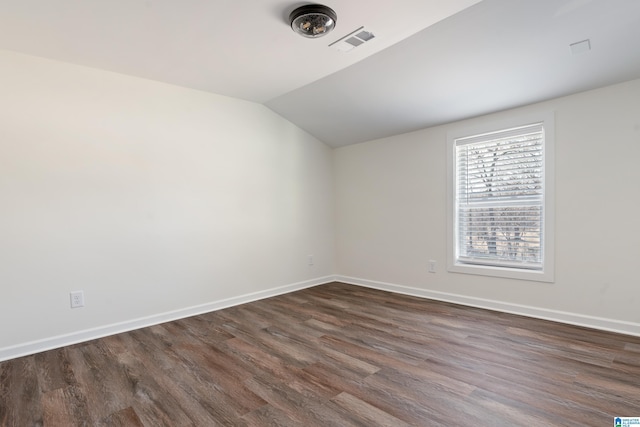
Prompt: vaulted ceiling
<box><xmin>1</xmin><ymin>0</ymin><xmax>639</xmax><ymax>147</ymax></box>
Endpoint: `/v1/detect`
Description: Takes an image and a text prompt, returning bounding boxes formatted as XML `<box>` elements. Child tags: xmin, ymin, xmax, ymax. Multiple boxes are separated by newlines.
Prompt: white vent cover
<box><xmin>329</xmin><ymin>27</ymin><xmax>375</xmax><ymax>52</ymax></box>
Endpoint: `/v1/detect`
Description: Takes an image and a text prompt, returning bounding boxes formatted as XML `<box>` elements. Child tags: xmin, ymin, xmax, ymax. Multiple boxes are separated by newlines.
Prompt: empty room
<box><xmin>2</xmin><ymin>0</ymin><xmax>640</xmax><ymax>425</ymax></box>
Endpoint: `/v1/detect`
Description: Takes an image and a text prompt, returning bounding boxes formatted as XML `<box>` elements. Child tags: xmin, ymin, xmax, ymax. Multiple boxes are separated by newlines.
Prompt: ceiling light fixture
<box><xmin>289</xmin><ymin>4</ymin><xmax>337</xmax><ymax>38</ymax></box>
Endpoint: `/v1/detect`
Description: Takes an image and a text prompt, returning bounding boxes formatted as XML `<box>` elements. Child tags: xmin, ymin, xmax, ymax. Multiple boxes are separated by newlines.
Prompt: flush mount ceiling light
<box><xmin>289</xmin><ymin>4</ymin><xmax>337</xmax><ymax>38</ymax></box>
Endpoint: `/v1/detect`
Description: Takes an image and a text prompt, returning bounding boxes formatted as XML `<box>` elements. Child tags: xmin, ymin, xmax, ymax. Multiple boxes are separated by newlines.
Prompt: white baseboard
<box><xmin>336</xmin><ymin>275</ymin><xmax>640</xmax><ymax>338</ymax></box>
<box><xmin>5</xmin><ymin>274</ymin><xmax>638</xmax><ymax>362</ymax></box>
<box><xmin>0</xmin><ymin>275</ymin><xmax>338</xmax><ymax>362</ymax></box>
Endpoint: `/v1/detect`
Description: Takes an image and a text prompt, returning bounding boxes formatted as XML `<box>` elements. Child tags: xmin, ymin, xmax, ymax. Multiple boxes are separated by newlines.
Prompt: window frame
<box><xmin>446</xmin><ymin>112</ymin><xmax>555</xmax><ymax>283</ymax></box>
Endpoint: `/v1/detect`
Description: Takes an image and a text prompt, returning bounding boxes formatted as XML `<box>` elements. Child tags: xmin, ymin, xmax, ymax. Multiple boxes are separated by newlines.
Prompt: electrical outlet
<box><xmin>308</xmin><ymin>255</ymin><xmax>314</xmax><ymax>266</ymax></box>
<box><xmin>70</xmin><ymin>291</ymin><xmax>84</xmax><ymax>308</ymax></box>
<box><xmin>428</xmin><ymin>260</ymin><xmax>437</xmax><ymax>273</ymax></box>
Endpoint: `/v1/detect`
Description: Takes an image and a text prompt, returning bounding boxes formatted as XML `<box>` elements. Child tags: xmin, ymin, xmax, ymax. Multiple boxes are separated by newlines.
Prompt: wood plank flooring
<box><xmin>2</xmin><ymin>282</ymin><xmax>640</xmax><ymax>426</ymax></box>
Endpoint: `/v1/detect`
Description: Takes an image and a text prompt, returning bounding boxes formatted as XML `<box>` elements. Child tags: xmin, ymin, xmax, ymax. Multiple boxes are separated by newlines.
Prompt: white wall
<box><xmin>0</xmin><ymin>50</ymin><xmax>335</xmax><ymax>359</ymax></box>
<box><xmin>3</xmin><ymin>48</ymin><xmax>639</xmax><ymax>361</ymax></box>
<box><xmin>335</xmin><ymin>78</ymin><xmax>640</xmax><ymax>334</ymax></box>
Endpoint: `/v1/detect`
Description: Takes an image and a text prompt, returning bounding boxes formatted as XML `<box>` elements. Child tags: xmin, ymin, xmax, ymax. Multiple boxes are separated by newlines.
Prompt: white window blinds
<box><xmin>454</xmin><ymin>123</ymin><xmax>545</xmax><ymax>270</ymax></box>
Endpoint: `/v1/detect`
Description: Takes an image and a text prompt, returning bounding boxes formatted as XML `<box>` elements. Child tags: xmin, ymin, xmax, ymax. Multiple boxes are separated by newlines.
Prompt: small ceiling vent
<box><xmin>329</xmin><ymin>26</ymin><xmax>375</xmax><ymax>52</ymax></box>
<box><xmin>570</xmin><ymin>39</ymin><xmax>591</xmax><ymax>55</ymax></box>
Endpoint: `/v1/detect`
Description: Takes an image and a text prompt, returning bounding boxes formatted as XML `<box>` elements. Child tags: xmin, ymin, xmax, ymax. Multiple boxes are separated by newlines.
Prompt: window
<box><xmin>447</xmin><ymin>114</ymin><xmax>554</xmax><ymax>282</ymax></box>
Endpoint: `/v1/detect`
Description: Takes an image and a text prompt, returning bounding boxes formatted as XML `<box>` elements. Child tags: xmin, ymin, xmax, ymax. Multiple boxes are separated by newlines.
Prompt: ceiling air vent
<box><xmin>329</xmin><ymin>26</ymin><xmax>375</xmax><ymax>52</ymax></box>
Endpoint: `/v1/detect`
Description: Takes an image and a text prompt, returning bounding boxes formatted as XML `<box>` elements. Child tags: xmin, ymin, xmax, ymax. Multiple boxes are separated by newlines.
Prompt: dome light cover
<box><xmin>289</xmin><ymin>4</ymin><xmax>337</xmax><ymax>38</ymax></box>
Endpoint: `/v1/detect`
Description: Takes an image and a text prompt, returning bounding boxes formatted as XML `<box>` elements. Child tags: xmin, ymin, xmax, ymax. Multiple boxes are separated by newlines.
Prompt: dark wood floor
<box><xmin>2</xmin><ymin>282</ymin><xmax>640</xmax><ymax>426</ymax></box>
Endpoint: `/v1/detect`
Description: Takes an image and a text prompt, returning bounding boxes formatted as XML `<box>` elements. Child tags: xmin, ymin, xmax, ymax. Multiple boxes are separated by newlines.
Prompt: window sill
<box><xmin>448</xmin><ymin>262</ymin><xmax>554</xmax><ymax>283</ymax></box>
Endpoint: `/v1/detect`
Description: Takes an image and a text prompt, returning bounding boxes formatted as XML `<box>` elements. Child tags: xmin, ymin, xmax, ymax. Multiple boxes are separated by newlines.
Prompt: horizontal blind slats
<box><xmin>460</xmin><ymin>144</ymin><xmax>543</xmax><ymax>162</ymax></box>
<box><xmin>455</xmin><ymin>123</ymin><xmax>545</xmax><ymax>268</ymax></box>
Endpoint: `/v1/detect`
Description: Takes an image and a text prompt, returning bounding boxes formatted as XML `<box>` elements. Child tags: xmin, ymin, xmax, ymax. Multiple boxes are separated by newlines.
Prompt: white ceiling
<box><xmin>1</xmin><ymin>0</ymin><xmax>640</xmax><ymax>147</ymax></box>
<box><xmin>0</xmin><ymin>0</ymin><xmax>479</xmax><ymax>102</ymax></box>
